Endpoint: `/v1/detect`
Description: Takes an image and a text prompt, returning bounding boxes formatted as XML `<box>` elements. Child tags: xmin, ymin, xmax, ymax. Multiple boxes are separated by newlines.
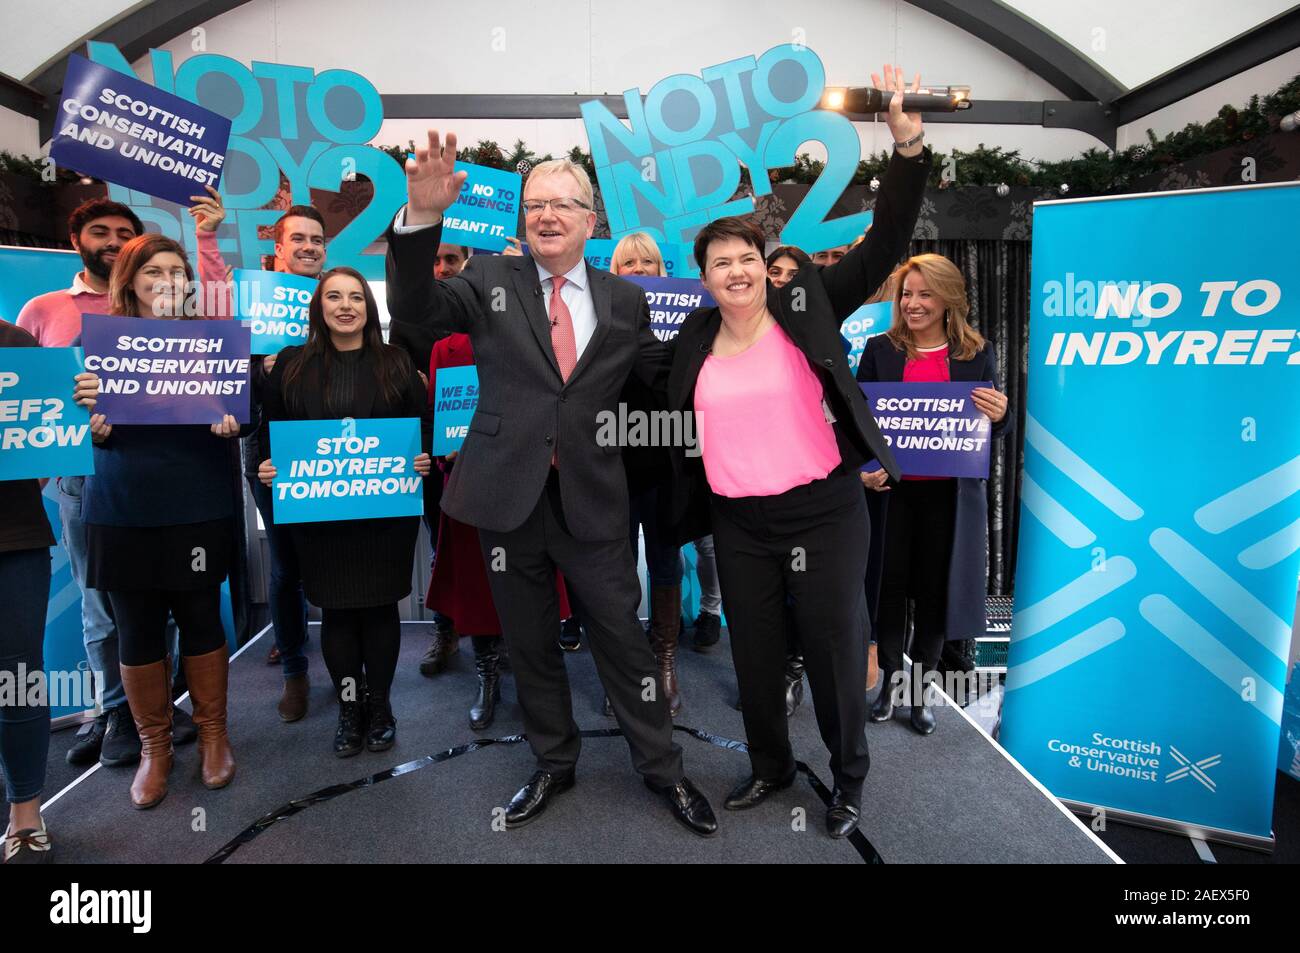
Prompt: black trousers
<box><xmin>477</xmin><ymin>470</ymin><xmax>683</xmax><ymax>787</ymax></box>
<box><xmin>876</xmin><ymin>479</ymin><xmax>958</xmax><ymax>674</ymax></box>
<box><xmin>710</xmin><ymin>471</ymin><xmax>871</xmax><ymax>801</ymax></box>
<box><xmin>110</xmin><ymin>587</ymin><xmax>226</xmax><ymax>667</ymax></box>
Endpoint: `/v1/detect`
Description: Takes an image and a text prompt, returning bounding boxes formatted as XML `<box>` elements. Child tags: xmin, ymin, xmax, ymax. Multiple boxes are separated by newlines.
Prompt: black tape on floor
<box><xmin>204</xmin><ymin>725</ymin><xmax>881</xmax><ymax>864</ymax></box>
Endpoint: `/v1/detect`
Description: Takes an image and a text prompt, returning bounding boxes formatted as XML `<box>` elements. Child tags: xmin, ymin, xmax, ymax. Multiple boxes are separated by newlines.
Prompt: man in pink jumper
<box><xmin>16</xmin><ymin>188</ymin><xmax>233</xmax><ymax>769</ymax></box>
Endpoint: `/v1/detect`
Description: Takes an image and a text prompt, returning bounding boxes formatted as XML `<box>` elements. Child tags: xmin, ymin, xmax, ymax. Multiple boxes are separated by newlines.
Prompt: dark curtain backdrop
<box><xmin>907</xmin><ymin>238</ymin><xmax>1029</xmax><ymax>597</ymax></box>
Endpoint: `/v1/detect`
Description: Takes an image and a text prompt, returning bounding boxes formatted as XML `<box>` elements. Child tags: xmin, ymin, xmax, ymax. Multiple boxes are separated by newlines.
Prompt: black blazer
<box><xmin>385</xmin><ymin>219</ymin><xmax>669</xmax><ymax>541</ymax></box>
<box><xmin>665</xmin><ymin>147</ymin><xmax>932</xmax><ymax>542</ymax></box>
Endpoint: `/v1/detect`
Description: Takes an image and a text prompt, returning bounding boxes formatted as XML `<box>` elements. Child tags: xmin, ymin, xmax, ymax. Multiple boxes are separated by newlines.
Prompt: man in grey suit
<box><xmin>386</xmin><ymin>131</ymin><xmax>716</xmax><ymax>836</ymax></box>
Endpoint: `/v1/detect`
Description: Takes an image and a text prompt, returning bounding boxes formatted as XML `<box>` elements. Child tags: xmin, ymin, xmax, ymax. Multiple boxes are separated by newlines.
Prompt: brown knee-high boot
<box><xmin>182</xmin><ymin>647</ymin><xmax>236</xmax><ymax>789</ymax></box>
<box><xmin>650</xmin><ymin>585</ymin><xmax>683</xmax><ymax>717</ymax></box>
<box><xmin>119</xmin><ymin>660</ymin><xmax>174</xmax><ymax>809</ymax></box>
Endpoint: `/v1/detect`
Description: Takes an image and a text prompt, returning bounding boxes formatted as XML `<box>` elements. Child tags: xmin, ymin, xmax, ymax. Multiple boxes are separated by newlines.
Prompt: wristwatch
<box><xmin>893</xmin><ymin>130</ymin><xmax>925</xmax><ymax>151</ymax></box>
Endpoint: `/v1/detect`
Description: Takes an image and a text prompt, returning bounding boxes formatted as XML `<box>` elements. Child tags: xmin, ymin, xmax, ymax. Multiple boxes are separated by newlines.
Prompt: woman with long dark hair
<box><xmin>259</xmin><ymin>267</ymin><xmax>431</xmax><ymax>756</ymax></box>
<box><xmin>82</xmin><ymin>233</ymin><xmax>245</xmax><ymax>809</ymax></box>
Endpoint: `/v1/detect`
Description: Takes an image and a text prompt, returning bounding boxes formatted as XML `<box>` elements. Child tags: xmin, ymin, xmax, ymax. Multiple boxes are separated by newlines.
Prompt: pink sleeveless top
<box><xmin>694</xmin><ymin>322</ymin><xmax>842</xmax><ymax>498</ymax></box>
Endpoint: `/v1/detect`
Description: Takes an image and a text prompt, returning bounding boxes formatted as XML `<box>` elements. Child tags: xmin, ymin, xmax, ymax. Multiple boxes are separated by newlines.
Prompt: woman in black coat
<box><xmin>663</xmin><ymin>65</ymin><xmax>930</xmax><ymax>839</ymax></box>
<box><xmin>258</xmin><ymin>267</ymin><xmax>432</xmax><ymax>757</ymax></box>
<box><xmin>857</xmin><ymin>253</ymin><xmax>1014</xmax><ymax>735</ymax></box>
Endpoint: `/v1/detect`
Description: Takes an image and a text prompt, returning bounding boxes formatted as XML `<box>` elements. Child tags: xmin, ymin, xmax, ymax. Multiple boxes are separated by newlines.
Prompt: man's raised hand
<box><xmin>405</xmin><ymin>130</ymin><xmax>469</xmax><ymax>226</ymax></box>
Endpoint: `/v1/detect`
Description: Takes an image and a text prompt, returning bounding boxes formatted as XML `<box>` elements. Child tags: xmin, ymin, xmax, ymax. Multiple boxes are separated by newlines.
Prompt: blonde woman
<box><xmin>857</xmin><ymin>253</ymin><xmax>1014</xmax><ymax>735</ymax></box>
<box><xmin>603</xmin><ymin>231</ymin><xmax>723</xmax><ymax>714</ymax></box>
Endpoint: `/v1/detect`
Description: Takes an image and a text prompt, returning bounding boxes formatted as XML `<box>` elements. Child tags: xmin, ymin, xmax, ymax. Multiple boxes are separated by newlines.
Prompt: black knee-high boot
<box><xmin>469</xmin><ymin>635</ymin><xmax>500</xmax><ymax>730</ymax></box>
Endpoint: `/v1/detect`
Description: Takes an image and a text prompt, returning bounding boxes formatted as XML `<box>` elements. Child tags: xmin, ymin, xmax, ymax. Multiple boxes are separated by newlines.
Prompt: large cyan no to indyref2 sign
<box><xmin>581</xmin><ymin>44</ymin><xmax>872</xmax><ymax>252</ymax></box>
<box><xmin>84</xmin><ymin>42</ymin><xmax>404</xmax><ymax>280</ymax></box>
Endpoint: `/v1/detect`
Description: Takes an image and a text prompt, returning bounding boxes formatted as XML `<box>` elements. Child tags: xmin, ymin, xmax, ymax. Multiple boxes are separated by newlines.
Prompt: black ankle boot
<box><xmin>783</xmin><ymin>653</ymin><xmax>805</xmax><ymax>717</ymax></box>
<box><xmin>365</xmin><ymin>689</ymin><xmax>396</xmax><ymax>751</ymax></box>
<box><xmin>333</xmin><ymin>700</ymin><xmax>364</xmax><ymax>757</ymax></box>
<box><xmin>869</xmin><ymin>670</ymin><xmax>897</xmax><ymax>723</ymax></box>
<box><xmin>469</xmin><ymin>640</ymin><xmax>500</xmax><ymax>731</ymax></box>
<box><xmin>910</xmin><ymin>668</ymin><xmax>937</xmax><ymax>736</ymax></box>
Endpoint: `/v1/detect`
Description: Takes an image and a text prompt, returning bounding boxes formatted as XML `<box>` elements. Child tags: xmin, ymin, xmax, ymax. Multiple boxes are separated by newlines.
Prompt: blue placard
<box><xmin>0</xmin><ymin>348</ymin><xmax>93</xmax><ymax>480</ymax></box>
<box><xmin>270</xmin><ymin>417</ymin><xmax>423</xmax><ymax>524</ymax></box>
<box><xmin>0</xmin><ymin>247</ymin><xmax>81</xmax><ymax>327</ymax></box>
<box><xmin>858</xmin><ymin>381</ymin><xmax>992</xmax><ymax>478</ymax></box>
<box><xmin>1001</xmin><ymin>183</ymin><xmax>1300</xmax><ymax>843</ymax></box>
<box><xmin>584</xmin><ymin>238</ymin><xmax>698</xmax><ymax>279</ymax></box>
<box><xmin>50</xmin><ymin>54</ymin><xmax>231</xmax><ymax>207</ymax></box>
<box><xmin>624</xmin><ymin>275</ymin><xmax>715</xmax><ymax>341</ymax></box>
<box><xmin>842</xmin><ymin>301</ymin><xmax>892</xmax><ymax>373</ymax></box>
<box><xmin>81</xmin><ymin>314</ymin><xmax>251</xmax><ymax>424</ymax></box>
<box><xmin>233</xmin><ymin>269</ymin><xmax>316</xmax><ymax>354</ymax></box>
<box><xmin>440</xmin><ymin>162</ymin><xmax>522</xmax><ymax>253</ymax></box>
<box><xmin>431</xmin><ymin>365</ymin><xmax>479</xmax><ymax>455</ymax></box>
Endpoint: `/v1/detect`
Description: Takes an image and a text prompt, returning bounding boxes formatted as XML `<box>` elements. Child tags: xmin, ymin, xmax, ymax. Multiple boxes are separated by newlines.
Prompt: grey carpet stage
<box><xmin>37</xmin><ymin>624</ymin><xmax>1113</xmax><ymax>864</ymax></box>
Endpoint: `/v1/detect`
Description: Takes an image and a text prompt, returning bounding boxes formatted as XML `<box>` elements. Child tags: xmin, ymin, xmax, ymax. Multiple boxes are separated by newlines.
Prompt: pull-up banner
<box><xmin>1001</xmin><ymin>183</ymin><xmax>1300</xmax><ymax>847</ymax></box>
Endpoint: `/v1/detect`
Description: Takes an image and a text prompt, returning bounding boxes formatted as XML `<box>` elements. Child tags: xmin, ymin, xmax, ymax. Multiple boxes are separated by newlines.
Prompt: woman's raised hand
<box><xmin>871</xmin><ymin>64</ymin><xmax>923</xmax><ymax>152</ymax></box>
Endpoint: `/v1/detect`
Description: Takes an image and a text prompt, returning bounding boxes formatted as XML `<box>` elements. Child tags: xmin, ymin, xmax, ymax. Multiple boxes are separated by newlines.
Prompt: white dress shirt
<box><xmin>393</xmin><ymin>206</ymin><xmax>598</xmax><ymax>360</ymax></box>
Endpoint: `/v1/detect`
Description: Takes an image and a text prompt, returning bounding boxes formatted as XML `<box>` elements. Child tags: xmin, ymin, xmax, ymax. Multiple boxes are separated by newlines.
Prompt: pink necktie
<box><xmin>549</xmin><ymin>276</ymin><xmax>578</xmax><ymax>467</ymax></box>
<box><xmin>549</xmin><ymin>275</ymin><xmax>578</xmax><ymax>381</ymax></box>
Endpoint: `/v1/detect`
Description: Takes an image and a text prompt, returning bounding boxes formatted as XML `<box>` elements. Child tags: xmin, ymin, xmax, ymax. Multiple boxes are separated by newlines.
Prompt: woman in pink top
<box><xmin>663</xmin><ymin>64</ymin><xmax>931</xmax><ymax>840</ymax></box>
<box><xmin>857</xmin><ymin>254</ymin><xmax>1014</xmax><ymax>735</ymax></box>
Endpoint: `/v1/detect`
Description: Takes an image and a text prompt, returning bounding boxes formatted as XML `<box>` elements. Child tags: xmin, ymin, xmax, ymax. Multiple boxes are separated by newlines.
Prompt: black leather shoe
<box><xmin>910</xmin><ymin>702</ymin><xmax>937</xmax><ymax>735</ymax></box>
<box><xmin>723</xmin><ymin>772</ymin><xmax>797</xmax><ymax>810</ymax></box>
<box><xmin>558</xmin><ymin>616</ymin><xmax>582</xmax><ymax>652</ymax></box>
<box><xmin>826</xmin><ymin>789</ymin><xmax>861</xmax><ymax>839</ymax></box>
<box><xmin>647</xmin><ymin>776</ymin><xmax>718</xmax><ymax>837</ymax></box>
<box><xmin>98</xmin><ymin>704</ymin><xmax>141</xmax><ymax>767</ymax></box>
<box><xmin>869</xmin><ymin>670</ymin><xmax>897</xmax><ymax>723</ymax></box>
<box><xmin>505</xmin><ymin>770</ymin><xmax>576</xmax><ymax>828</ymax></box>
<box><xmin>333</xmin><ymin>700</ymin><xmax>364</xmax><ymax>757</ymax></box>
<box><xmin>692</xmin><ymin>611</ymin><xmax>721</xmax><ymax>652</ymax></box>
<box><xmin>66</xmin><ymin>712</ymin><xmax>108</xmax><ymax>766</ymax></box>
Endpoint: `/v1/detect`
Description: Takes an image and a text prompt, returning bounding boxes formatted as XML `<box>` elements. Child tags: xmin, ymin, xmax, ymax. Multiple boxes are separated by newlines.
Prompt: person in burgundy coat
<box><xmin>427</xmin><ymin>332</ymin><xmax>572</xmax><ymax>730</ymax></box>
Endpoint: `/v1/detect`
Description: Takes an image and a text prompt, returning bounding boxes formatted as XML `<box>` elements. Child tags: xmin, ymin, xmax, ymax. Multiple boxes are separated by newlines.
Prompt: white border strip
<box><xmin>1033</xmin><ymin>179</ymin><xmax>1300</xmax><ymax>208</ymax></box>
<box><xmin>41</xmin><ymin>622</ymin><xmax>274</xmax><ymax>814</ymax></box>
<box><xmin>907</xmin><ymin>655</ymin><xmax>1126</xmax><ymax>864</ymax></box>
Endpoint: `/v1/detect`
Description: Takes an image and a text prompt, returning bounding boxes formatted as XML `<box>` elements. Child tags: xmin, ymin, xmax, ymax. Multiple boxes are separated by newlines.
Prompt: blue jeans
<box><xmin>693</xmin><ymin>535</ymin><xmax>721</xmax><ymax>616</ymax></box>
<box><xmin>0</xmin><ymin>547</ymin><xmax>51</xmax><ymax>803</ymax></box>
<box><xmin>56</xmin><ymin>476</ymin><xmax>124</xmax><ymax>712</ymax></box>
<box><xmin>247</xmin><ymin>476</ymin><xmax>309</xmax><ymax>677</ymax></box>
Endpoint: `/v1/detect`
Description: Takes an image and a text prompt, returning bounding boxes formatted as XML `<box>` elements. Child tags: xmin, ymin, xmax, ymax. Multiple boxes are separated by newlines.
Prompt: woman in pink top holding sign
<box><xmin>662</xmin><ymin>65</ymin><xmax>930</xmax><ymax>840</ymax></box>
<box><xmin>857</xmin><ymin>254</ymin><xmax>1014</xmax><ymax>735</ymax></box>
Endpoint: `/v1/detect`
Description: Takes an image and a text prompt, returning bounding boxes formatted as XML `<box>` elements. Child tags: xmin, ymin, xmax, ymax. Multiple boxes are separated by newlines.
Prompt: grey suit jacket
<box><xmin>385</xmin><ymin>219</ymin><xmax>669</xmax><ymax>540</ymax></box>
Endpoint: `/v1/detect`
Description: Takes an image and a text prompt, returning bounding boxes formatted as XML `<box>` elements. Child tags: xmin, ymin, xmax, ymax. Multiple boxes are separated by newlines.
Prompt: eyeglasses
<box><xmin>521</xmin><ymin>198</ymin><xmax>591</xmax><ymax>216</ymax></box>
